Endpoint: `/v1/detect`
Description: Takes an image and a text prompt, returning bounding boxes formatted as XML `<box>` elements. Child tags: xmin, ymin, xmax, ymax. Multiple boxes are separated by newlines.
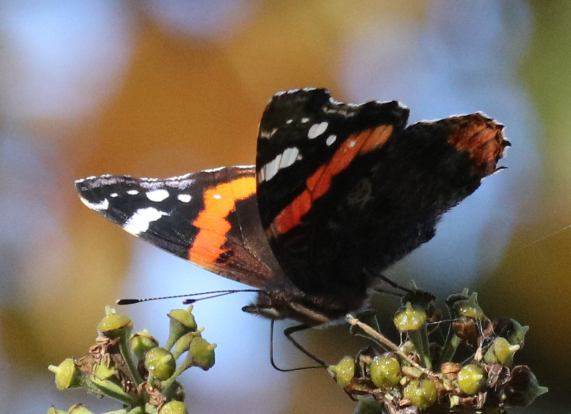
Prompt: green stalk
<box><xmin>409</xmin><ymin>326</ymin><xmax>432</xmax><ymax>370</ymax></box>
<box><xmin>88</xmin><ymin>377</ymin><xmax>140</xmax><ymax>406</ymax></box>
<box><xmin>118</xmin><ymin>331</ymin><xmax>144</xmax><ymax>385</ymax></box>
<box><xmin>161</xmin><ymin>354</ymin><xmax>193</xmax><ymax>398</ymax></box>
<box><xmin>440</xmin><ymin>333</ymin><xmax>462</xmax><ymax>363</ymax></box>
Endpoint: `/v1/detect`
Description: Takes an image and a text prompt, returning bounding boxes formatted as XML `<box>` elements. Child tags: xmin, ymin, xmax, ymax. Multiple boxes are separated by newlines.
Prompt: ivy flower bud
<box><xmin>328</xmin><ymin>356</ymin><xmax>355</xmax><ymax>387</ymax></box>
<box><xmin>96</xmin><ymin>308</ymin><xmax>132</xmax><ymax>338</ymax></box>
<box><xmin>370</xmin><ymin>354</ymin><xmax>401</xmax><ymax>388</ymax></box>
<box><xmin>67</xmin><ymin>404</ymin><xmax>94</xmax><ymax>414</ymax></box>
<box><xmin>394</xmin><ymin>302</ymin><xmax>427</xmax><ymax>332</ymax></box>
<box><xmin>484</xmin><ymin>337</ymin><xmax>520</xmax><ymax>366</ymax></box>
<box><xmin>457</xmin><ymin>364</ymin><xmax>486</xmax><ymax>395</ymax></box>
<box><xmin>165</xmin><ymin>307</ymin><xmax>197</xmax><ymax>349</ymax></box>
<box><xmin>130</xmin><ymin>329</ymin><xmax>159</xmax><ymax>360</ymax></box>
<box><xmin>189</xmin><ymin>337</ymin><xmax>216</xmax><ymax>370</ymax></box>
<box><xmin>145</xmin><ymin>347</ymin><xmax>176</xmax><ymax>380</ymax></box>
<box><xmin>403</xmin><ymin>379</ymin><xmax>437</xmax><ymax>409</ymax></box>
<box><xmin>453</xmin><ymin>292</ymin><xmax>484</xmax><ymax>320</ymax></box>
<box><xmin>399</xmin><ymin>340</ymin><xmax>416</xmax><ymax>355</ymax></box>
<box><xmin>159</xmin><ymin>400</ymin><xmax>188</xmax><ymax>414</ymax></box>
<box><xmin>507</xmin><ymin>320</ymin><xmax>529</xmax><ymax>348</ymax></box>
<box><xmin>169</xmin><ymin>308</ymin><xmax>197</xmax><ymax>331</ymax></box>
<box><xmin>48</xmin><ymin>358</ymin><xmax>81</xmax><ymax>390</ymax></box>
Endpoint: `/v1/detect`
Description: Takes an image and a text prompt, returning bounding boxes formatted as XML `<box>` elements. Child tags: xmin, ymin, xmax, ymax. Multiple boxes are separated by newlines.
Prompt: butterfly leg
<box><xmin>364</xmin><ymin>268</ymin><xmax>413</xmax><ymax>295</ymax></box>
<box><xmin>365</xmin><ymin>269</ymin><xmax>436</xmax><ymax>305</ymax></box>
<box><xmin>268</xmin><ymin>320</ymin><xmax>326</xmax><ymax>372</ymax></box>
<box><xmin>352</xmin><ymin>308</ymin><xmax>380</xmax><ymax>332</ymax></box>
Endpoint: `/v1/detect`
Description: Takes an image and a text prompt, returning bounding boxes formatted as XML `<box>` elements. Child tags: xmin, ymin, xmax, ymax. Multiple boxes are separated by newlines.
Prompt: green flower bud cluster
<box><xmin>48</xmin><ymin>306</ymin><xmax>215</xmax><ymax>414</ymax></box>
<box><xmin>344</xmin><ymin>288</ymin><xmax>547</xmax><ymax>413</ymax></box>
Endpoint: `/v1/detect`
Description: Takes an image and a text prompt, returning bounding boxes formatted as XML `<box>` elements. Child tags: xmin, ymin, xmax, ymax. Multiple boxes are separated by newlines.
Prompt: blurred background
<box><xmin>1</xmin><ymin>1</ymin><xmax>569</xmax><ymax>412</ymax></box>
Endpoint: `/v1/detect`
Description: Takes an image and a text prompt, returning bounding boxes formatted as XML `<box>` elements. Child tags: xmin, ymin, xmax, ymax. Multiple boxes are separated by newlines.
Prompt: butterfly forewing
<box><xmin>75</xmin><ymin>166</ymin><xmax>280</xmax><ymax>289</ymax></box>
<box><xmin>255</xmin><ymin>88</ymin><xmax>409</xmax><ymax>228</ymax></box>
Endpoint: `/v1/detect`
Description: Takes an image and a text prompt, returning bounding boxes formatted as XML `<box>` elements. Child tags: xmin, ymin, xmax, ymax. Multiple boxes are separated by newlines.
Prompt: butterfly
<box><xmin>76</xmin><ymin>88</ymin><xmax>508</xmax><ymax>326</ymax></box>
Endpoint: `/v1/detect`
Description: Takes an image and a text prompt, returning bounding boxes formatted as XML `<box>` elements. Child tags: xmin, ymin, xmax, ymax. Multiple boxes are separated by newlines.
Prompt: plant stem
<box><xmin>346</xmin><ymin>314</ymin><xmax>440</xmax><ymax>379</ymax></box>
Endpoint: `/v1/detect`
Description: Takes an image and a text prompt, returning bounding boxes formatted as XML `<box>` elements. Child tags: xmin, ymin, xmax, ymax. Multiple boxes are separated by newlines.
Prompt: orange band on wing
<box><xmin>271</xmin><ymin>125</ymin><xmax>393</xmax><ymax>236</ymax></box>
<box><xmin>189</xmin><ymin>177</ymin><xmax>256</xmax><ymax>268</ymax></box>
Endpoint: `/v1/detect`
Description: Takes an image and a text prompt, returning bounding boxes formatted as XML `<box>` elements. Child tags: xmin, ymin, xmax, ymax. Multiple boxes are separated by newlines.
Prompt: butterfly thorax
<box><xmin>245</xmin><ymin>282</ymin><xmax>372</xmax><ymax>326</ymax></box>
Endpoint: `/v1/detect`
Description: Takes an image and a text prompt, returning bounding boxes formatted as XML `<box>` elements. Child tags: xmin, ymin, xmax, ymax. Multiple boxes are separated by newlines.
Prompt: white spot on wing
<box><xmin>301</xmin><ymin>117</ymin><xmax>310</xmax><ymax>123</ymax></box>
<box><xmin>308</xmin><ymin>121</ymin><xmax>328</xmax><ymax>139</ymax></box>
<box><xmin>146</xmin><ymin>189</ymin><xmax>170</xmax><ymax>202</ymax></box>
<box><xmin>279</xmin><ymin>147</ymin><xmax>299</xmax><ymax>169</ymax></box>
<box><xmin>127</xmin><ymin>189</ymin><xmax>139</xmax><ymax>195</ymax></box>
<box><xmin>260</xmin><ymin>147</ymin><xmax>301</xmax><ymax>182</ymax></box>
<box><xmin>213</xmin><ymin>194</ymin><xmax>222</xmax><ymax>200</ymax></box>
<box><xmin>259</xmin><ymin>130</ymin><xmax>271</xmax><ymax>139</ymax></box>
<box><xmin>263</xmin><ymin>153</ymin><xmax>282</xmax><ymax>182</ymax></box>
<box><xmin>286</xmin><ymin>119</ymin><xmax>293</xmax><ymax>124</ymax></box>
<box><xmin>80</xmin><ymin>197</ymin><xmax>109</xmax><ymax>211</ymax></box>
<box><xmin>123</xmin><ymin>207</ymin><xmax>168</xmax><ymax>236</ymax></box>
<box><xmin>326</xmin><ymin>135</ymin><xmax>337</xmax><ymax>146</ymax></box>
<box><xmin>177</xmin><ymin>194</ymin><xmax>191</xmax><ymax>203</ymax></box>
<box><xmin>110</xmin><ymin>193</ymin><xmax>119</xmax><ymax>198</ymax></box>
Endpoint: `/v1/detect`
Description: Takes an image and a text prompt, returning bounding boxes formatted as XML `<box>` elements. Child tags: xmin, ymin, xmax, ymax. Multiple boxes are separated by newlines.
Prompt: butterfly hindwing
<box><xmin>75</xmin><ymin>166</ymin><xmax>280</xmax><ymax>289</ymax></box>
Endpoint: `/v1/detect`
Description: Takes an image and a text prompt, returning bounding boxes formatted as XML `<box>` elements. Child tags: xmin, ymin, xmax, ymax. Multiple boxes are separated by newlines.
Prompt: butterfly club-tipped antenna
<box><xmin>116</xmin><ymin>289</ymin><xmax>262</xmax><ymax>306</ymax></box>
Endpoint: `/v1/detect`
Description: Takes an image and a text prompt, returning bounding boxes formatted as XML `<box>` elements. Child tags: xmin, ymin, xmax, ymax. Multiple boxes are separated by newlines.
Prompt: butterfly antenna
<box><xmin>183</xmin><ymin>291</ymin><xmax>251</xmax><ymax>304</ymax></box>
<box><xmin>117</xmin><ymin>289</ymin><xmax>261</xmax><ymax>305</ymax></box>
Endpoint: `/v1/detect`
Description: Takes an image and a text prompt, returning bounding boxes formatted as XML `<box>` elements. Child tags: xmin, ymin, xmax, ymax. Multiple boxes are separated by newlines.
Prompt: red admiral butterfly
<box><xmin>76</xmin><ymin>88</ymin><xmax>508</xmax><ymax>326</ymax></box>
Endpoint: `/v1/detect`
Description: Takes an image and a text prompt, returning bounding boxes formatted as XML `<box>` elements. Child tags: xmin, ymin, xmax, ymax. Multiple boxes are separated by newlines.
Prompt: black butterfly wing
<box><xmin>75</xmin><ymin>166</ymin><xmax>283</xmax><ymax>289</ymax></box>
<box><xmin>255</xmin><ymin>88</ymin><xmax>507</xmax><ymax>304</ymax></box>
<box><xmin>255</xmin><ymin>88</ymin><xmax>409</xmax><ymax>298</ymax></box>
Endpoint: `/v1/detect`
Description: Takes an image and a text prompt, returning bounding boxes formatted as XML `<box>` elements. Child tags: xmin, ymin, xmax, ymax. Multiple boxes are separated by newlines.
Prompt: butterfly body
<box><xmin>76</xmin><ymin>88</ymin><xmax>508</xmax><ymax>326</ymax></box>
